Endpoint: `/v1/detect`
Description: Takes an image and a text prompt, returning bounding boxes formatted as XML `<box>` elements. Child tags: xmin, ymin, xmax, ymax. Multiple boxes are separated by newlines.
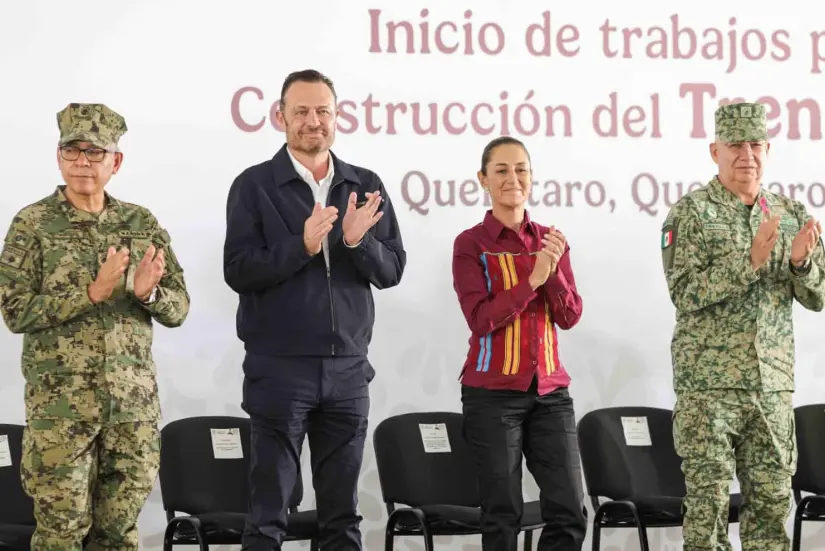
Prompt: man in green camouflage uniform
<box><xmin>0</xmin><ymin>103</ymin><xmax>190</xmax><ymax>551</ymax></box>
<box><xmin>661</xmin><ymin>102</ymin><xmax>825</xmax><ymax>551</ymax></box>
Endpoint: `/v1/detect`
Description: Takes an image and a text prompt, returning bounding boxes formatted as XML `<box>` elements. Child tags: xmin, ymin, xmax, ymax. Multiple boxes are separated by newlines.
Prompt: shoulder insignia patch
<box><xmin>662</xmin><ymin>227</ymin><xmax>674</xmax><ymax>249</ymax></box>
<box><xmin>7</xmin><ymin>230</ymin><xmax>36</xmax><ymax>250</ymax></box>
<box><xmin>661</xmin><ymin>222</ymin><xmax>677</xmax><ymax>270</ymax></box>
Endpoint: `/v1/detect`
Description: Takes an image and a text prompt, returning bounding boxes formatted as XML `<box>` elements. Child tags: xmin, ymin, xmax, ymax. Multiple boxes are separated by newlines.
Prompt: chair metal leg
<box><xmin>385</xmin><ymin>508</ymin><xmax>433</xmax><ymax>551</ymax></box>
<box><xmin>591</xmin><ymin>501</ymin><xmax>649</xmax><ymax>551</ymax></box>
<box><xmin>792</xmin><ymin>523</ymin><xmax>802</xmax><ymax>551</ymax></box>
<box><xmin>163</xmin><ymin>523</ymin><xmax>176</xmax><ymax>551</ymax></box>
<box><xmin>195</xmin><ymin>525</ymin><xmax>208</xmax><ymax>551</ymax></box>
<box><xmin>384</xmin><ymin>523</ymin><xmax>393</xmax><ymax>551</ymax></box>
<box><xmin>791</xmin><ymin>494</ymin><xmax>825</xmax><ymax>551</ymax></box>
<box><xmin>163</xmin><ymin>518</ymin><xmax>208</xmax><ymax>551</ymax></box>
<box><xmin>591</xmin><ymin>522</ymin><xmax>601</xmax><ymax>551</ymax></box>
<box><xmin>636</xmin><ymin>525</ymin><xmax>650</xmax><ymax>551</ymax></box>
<box><xmin>422</xmin><ymin>526</ymin><xmax>435</xmax><ymax>551</ymax></box>
<box><xmin>522</xmin><ymin>529</ymin><xmax>533</xmax><ymax>550</ymax></box>
<box><xmin>792</xmin><ymin>497</ymin><xmax>807</xmax><ymax>551</ymax></box>
<box><xmin>591</xmin><ymin>523</ymin><xmax>651</xmax><ymax>551</ymax></box>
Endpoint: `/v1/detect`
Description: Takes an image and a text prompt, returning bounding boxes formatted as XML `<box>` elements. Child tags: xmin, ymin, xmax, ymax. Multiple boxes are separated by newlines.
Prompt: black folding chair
<box><xmin>792</xmin><ymin>404</ymin><xmax>825</xmax><ymax>551</ymax></box>
<box><xmin>373</xmin><ymin>411</ymin><xmax>543</xmax><ymax>551</ymax></box>
<box><xmin>577</xmin><ymin>407</ymin><xmax>741</xmax><ymax>551</ymax></box>
<box><xmin>158</xmin><ymin>416</ymin><xmax>317</xmax><ymax>550</ymax></box>
<box><xmin>0</xmin><ymin>424</ymin><xmax>35</xmax><ymax>551</ymax></box>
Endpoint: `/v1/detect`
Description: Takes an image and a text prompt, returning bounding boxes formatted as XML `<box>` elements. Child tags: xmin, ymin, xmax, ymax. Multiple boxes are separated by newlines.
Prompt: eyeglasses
<box><xmin>59</xmin><ymin>146</ymin><xmax>109</xmax><ymax>163</ymax></box>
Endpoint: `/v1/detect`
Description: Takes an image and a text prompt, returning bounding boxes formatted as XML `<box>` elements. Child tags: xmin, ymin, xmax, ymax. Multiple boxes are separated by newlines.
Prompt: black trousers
<box><xmin>461</xmin><ymin>380</ymin><xmax>586</xmax><ymax>551</ymax></box>
<box><xmin>240</xmin><ymin>353</ymin><xmax>373</xmax><ymax>551</ymax></box>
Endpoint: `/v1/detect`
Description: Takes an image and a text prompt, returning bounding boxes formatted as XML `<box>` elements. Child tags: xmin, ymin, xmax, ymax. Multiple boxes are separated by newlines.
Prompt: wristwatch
<box><xmin>140</xmin><ymin>287</ymin><xmax>158</xmax><ymax>304</ymax></box>
<box><xmin>790</xmin><ymin>259</ymin><xmax>811</xmax><ymax>276</ymax></box>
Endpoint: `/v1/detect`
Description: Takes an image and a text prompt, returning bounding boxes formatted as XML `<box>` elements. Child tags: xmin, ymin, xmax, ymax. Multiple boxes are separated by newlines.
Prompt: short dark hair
<box><xmin>279</xmin><ymin>69</ymin><xmax>337</xmax><ymax>108</ymax></box>
<box><xmin>480</xmin><ymin>136</ymin><xmax>531</xmax><ymax>174</ymax></box>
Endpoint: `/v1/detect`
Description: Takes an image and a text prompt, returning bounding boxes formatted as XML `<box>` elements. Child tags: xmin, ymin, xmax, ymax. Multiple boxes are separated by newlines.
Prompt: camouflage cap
<box><xmin>714</xmin><ymin>102</ymin><xmax>768</xmax><ymax>143</ymax></box>
<box><xmin>56</xmin><ymin>103</ymin><xmax>127</xmax><ymax>150</ymax></box>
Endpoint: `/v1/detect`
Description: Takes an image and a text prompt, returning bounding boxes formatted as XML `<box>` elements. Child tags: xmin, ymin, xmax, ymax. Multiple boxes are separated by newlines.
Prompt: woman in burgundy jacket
<box><xmin>451</xmin><ymin>136</ymin><xmax>586</xmax><ymax>551</ymax></box>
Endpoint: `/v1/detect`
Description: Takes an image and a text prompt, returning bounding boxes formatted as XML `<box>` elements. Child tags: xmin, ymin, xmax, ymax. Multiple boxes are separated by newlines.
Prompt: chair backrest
<box><xmin>159</xmin><ymin>416</ymin><xmax>303</xmax><ymax>515</ymax></box>
<box><xmin>372</xmin><ymin>411</ymin><xmax>479</xmax><ymax>508</ymax></box>
<box><xmin>0</xmin><ymin>423</ymin><xmax>35</xmax><ymax>525</ymax></box>
<box><xmin>793</xmin><ymin>404</ymin><xmax>825</xmax><ymax>495</ymax></box>
<box><xmin>577</xmin><ymin>407</ymin><xmax>685</xmax><ymax>501</ymax></box>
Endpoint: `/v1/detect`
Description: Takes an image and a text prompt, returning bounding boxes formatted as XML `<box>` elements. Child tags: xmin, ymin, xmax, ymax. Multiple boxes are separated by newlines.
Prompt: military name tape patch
<box><xmin>119</xmin><ymin>230</ymin><xmax>153</xmax><ymax>239</ymax></box>
<box><xmin>704</xmin><ymin>223</ymin><xmax>730</xmax><ymax>231</ymax></box>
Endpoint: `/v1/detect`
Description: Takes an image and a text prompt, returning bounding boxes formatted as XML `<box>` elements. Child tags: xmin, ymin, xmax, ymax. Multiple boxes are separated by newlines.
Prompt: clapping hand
<box><xmin>750</xmin><ymin>214</ymin><xmax>780</xmax><ymax>271</ymax></box>
<box><xmin>791</xmin><ymin>217</ymin><xmax>823</xmax><ymax>267</ymax></box>
<box><xmin>88</xmin><ymin>247</ymin><xmax>129</xmax><ymax>304</ymax></box>
<box><xmin>528</xmin><ymin>227</ymin><xmax>566</xmax><ymax>290</ymax></box>
<box><xmin>304</xmin><ymin>202</ymin><xmax>338</xmax><ymax>255</ymax></box>
<box><xmin>134</xmin><ymin>244</ymin><xmax>165</xmax><ymax>301</ymax></box>
<box><xmin>343</xmin><ymin>191</ymin><xmax>383</xmax><ymax>246</ymax></box>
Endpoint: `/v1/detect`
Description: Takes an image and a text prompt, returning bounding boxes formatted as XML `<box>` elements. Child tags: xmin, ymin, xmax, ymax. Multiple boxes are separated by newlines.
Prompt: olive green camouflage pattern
<box><xmin>661</xmin><ymin>176</ymin><xmax>825</xmax><ymax>392</ymax></box>
<box><xmin>56</xmin><ymin>103</ymin><xmax>127</xmax><ymax>149</ymax></box>
<box><xmin>673</xmin><ymin>390</ymin><xmax>795</xmax><ymax>551</ymax></box>
<box><xmin>21</xmin><ymin>419</ymin><xmax>159</xmax><ymax>551</ymax></box>
<box><xmin>714</xmin><ymin>102</ymin><xmax>768</xmax><ymax>143</ymax></box>
<box><xmin>0</xmin><ymin>185</ymin><xmax>190</xmax><ymax>422</ymax></box>
<box><xmin>662</xmin><ymin>174</ymin><xmax>824</xmax><ymax>551</ymax></box>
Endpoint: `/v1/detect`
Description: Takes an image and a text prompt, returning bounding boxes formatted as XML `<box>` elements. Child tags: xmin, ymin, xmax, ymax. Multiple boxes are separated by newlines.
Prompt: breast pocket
<box><xmin>780</xmin><ymin>219</ymin><xmax>799</xmax><ymax>237</ymax></box>
<box><xmin>703</xmin><ymin>223</ymin><xmax>746</xmax><ymax>264</ymax></box>
<box><xmin>774</xmin><ymin>219</ymin><xmax>800</xmax><ymax>281</ymax></box>
<box><xmin>127</xmin><ymin>238</ymin><xmax>154</xmax><ymax>264</ymax></box>
<box><xmin>40</xmin><ymin>235</ymin><xmax>96</xmax><ymax>294</ymax></box>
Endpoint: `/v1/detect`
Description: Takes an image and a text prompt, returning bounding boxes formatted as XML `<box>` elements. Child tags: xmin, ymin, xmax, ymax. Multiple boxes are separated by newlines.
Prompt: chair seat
<box><xmin>0</xmin><ymin>523</ymin><xmax>35</xmax><ymax>549</ymax></box>
<box><xmin>598</xmin><ymin>494</ymin><xmax>742</xmax><ymax>527</ymax></box>
<box><xmin>391</xmin><ymin>500</ymin><xmax>544</xmax><ymax>535</ymax></box>
<box><xmin>169</xmin><ymin>510</ymin><xmax>318</xmax><ymax>543</ymax></box>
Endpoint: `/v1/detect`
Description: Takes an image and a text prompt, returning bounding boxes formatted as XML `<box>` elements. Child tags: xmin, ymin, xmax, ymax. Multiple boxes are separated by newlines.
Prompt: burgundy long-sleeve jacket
<box><xmin>452</xmin><ymin>210</ymin><xmax>582</xmax><ymax>394</ymax></box>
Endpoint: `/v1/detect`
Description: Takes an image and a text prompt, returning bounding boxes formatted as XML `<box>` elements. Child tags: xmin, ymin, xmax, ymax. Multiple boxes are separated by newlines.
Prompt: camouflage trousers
<box><xmin>673</xmin><ymin>390</ymin><xmax>796</xmax><ymax>551</ymax></box>
<box><xmin>20</xmin><ymin>419</ymin><xmax>160</xmax><ymax>551</ymax></box>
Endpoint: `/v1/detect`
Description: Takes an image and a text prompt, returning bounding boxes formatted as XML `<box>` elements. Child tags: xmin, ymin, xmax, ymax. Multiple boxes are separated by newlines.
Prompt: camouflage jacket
<box><xmin>661</xmin><ymin>176</ymin><xmax>825</xmax><ymax>392</ymax></box>
<box><xmin>0</xmin><ymin>186</ymin><xmax>189</xmax><ymax>422</ymax></box>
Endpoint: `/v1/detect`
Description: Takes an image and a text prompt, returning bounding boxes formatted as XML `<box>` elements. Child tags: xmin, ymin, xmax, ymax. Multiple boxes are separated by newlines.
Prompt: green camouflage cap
<box><xmin>56</xmin><ymin>103</ymin><xmax>127</xmax><ymax>150</ymax></box>
<box><xmin>714</xmin><ymin>102</ymin><xmax>768</xmax><ymax>143</ymax></box>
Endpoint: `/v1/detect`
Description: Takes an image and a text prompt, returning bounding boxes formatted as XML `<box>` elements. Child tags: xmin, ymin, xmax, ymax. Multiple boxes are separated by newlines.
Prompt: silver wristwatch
<box><xmin>141</xmin><ymin>287</ymin><xmax>158</xmax><ymax>304</ymax></box>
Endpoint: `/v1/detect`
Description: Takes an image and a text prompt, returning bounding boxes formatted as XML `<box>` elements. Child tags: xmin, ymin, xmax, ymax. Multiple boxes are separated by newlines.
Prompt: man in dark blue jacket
<box><xmin>223</xmin><ymin>69</ymin><xmax>406</xmax><ymax>551</ymax></box>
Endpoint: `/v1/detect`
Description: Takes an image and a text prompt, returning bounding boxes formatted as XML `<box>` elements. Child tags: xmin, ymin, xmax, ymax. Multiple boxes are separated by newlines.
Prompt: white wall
<box><xmin>1</xmin><ymin>1</ymin><xmax>823</xmax><ymax>549</ymax></box>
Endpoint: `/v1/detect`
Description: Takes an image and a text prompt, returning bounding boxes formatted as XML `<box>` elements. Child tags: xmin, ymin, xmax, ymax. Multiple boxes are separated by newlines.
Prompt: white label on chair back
<box><xmin>419</xmin><ymin>423</ymin><xmax>451</xmax><ymax>453</ymax></box>
<box><xmin>210</xmin><ymin>428</ymin><xmax>243</xmax><ymax>459</ymax></box>
<box><xmin>0</xmin><ymin>435</ymin><xmax>11</xmax><ymax>467</ymax></box>
<box><xmin>621</xmin><ymin>416</ymin><xmax>652</xmax><ymax>446</ymax></box>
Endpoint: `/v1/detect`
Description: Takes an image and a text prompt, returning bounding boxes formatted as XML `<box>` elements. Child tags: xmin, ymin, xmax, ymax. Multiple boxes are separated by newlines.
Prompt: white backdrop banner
<box><xmin>1</xmin><ymin>1</ymin><xmax>824</xmax><ymax>550</ymax></box>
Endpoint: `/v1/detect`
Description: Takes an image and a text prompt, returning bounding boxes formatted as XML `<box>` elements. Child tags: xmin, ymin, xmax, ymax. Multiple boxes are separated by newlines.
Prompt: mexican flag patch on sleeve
<box><xmin>661</xmin><ymin>222</ymin><xmax>677</xmax><ymax>270</ymax></box>
<box><xmin>661</xmin><ymin>229</ymin><xmax>673</xmax><ymax>248</ymax></box>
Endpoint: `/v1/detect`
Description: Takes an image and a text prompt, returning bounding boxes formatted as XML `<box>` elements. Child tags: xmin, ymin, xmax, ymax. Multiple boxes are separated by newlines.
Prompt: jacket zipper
<box><xmin>325</xmin><ymin>178</ymin><xmax>344</xmax><ymax>356</ymax></box>
<box><xmin>327</xmin><ymin>263</ymin><xmax>336</xmax><ymax>356</ymax></box>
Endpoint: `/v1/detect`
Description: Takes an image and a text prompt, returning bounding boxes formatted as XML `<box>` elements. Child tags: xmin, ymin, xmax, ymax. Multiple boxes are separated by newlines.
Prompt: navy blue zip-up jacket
<box><xmin>223</xmin><ymin>144</ymin><xmax>405</xmax><ymax>357</ymax></box>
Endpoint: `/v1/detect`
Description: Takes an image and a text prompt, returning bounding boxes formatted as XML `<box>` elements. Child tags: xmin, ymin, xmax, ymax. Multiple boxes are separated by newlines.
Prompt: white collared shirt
<box><xmin>286</xmin><ymin>147</ymin><xmax>334</xmax><ymax>268</ymax></box>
